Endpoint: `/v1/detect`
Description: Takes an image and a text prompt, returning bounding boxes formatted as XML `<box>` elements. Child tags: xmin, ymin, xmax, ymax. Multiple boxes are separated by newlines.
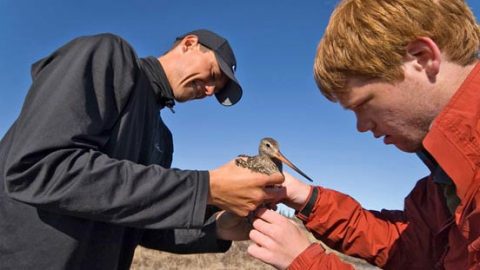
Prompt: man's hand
<box><xmin>208</xmin><ymin>159</ymin><xmax>284</xmax><ymax>217</ymax></box>
<box><xmin>280</xmin><ymin>172</ymin><xmax>312</xmax><ymax>211</ymax></box>
<box><xmin>247</xmin><ymin>208</ymin><xmax>316</xmax><ymax>270</ymax></box>
<box><xmin>215</xmin><ymin>210</ymin><xmax>251</xmax><ymax>241</ymax></box>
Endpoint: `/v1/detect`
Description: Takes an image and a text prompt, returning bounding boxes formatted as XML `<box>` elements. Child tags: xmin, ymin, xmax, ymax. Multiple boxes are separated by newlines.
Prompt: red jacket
<box><xmin>289</xmin><ymin>63</ymin><xmax>480</xmax><ymax>269</ymax></box>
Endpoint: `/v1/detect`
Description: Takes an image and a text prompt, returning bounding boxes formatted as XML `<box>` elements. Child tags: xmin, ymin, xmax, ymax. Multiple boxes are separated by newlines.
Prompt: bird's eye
<box><xmin>266</xmin><ymin>143</ymin><xmax>271</xmax><ymax>147</ymax></box>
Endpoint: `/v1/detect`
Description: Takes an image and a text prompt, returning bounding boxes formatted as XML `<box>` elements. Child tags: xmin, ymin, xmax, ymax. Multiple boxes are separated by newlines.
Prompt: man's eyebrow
<box><xmin>341</xmin><ymin>98</ymin><xmax>358</xmax><ymax>110</ymax></box>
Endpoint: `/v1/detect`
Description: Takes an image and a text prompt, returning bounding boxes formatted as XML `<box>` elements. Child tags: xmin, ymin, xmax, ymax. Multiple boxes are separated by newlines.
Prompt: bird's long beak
<box><xmin>275</xmin><ymin>151</ymin><xmax>313</xmax><ymax>182</ymax></box>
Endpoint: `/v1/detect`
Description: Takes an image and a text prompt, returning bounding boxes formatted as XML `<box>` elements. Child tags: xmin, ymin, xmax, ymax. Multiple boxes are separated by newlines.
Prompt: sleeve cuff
<box><xmin>295</xmin><ymin>186</ymin><xmax>319</xmax><ymax>221</ymax></box>
<box><xmin>287</xmin><ymin>243</ymin><xmax>325</xmax><ymax>270</ymax></box>
<box><xmin>202</xmin><ymin>214</ymin><xmax>232</xmax><ymax>252</ymax></box>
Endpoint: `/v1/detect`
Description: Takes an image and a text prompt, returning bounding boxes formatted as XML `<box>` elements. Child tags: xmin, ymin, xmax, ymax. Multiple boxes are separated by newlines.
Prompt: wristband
<box><xmin>296</xmin><ymin>187</ymin><xmax>318</xmax><ymax>220</ymax></box>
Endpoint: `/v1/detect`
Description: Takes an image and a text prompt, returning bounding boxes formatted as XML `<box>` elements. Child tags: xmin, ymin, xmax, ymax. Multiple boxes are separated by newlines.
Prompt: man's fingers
<box><xmin>247</xmin><ymin>243</ymin><xmax>272</xmax><ymax>263</ymax></box>
<box><xmin>255</xmin><ymin>208</ymin><xmax>285</xmax><ymax>225</ymax></box>
<box><xmin>251</xmin><ymin>211</ymin><xmax>287</xmax><ymax>240</ymax></box>
<box><xmin>247</xmin><ymin>242</ymin><xmax>280</xmax><ymax>267</ymax></box>
<box><xmin>265</xmin><ymin>172</ymin><xmax>285</xmax><ymax>185</ymax></box>
<box><xmin>227</xmin><ymin>205</ymin><xmax>251</xmax><ymax>217</ymax></box>
<box><xmin>251</xmin><ymin>216</ymin><xmax>271</xmax><ymax>232</ymax></box>
<box><xmin>247</xmin><ymin>243</ymin><xmax>262</xmax><ymax>257</ymax></box>
<box><xmin>263</xmin><ymin>185</ymin><xmax>286</xmax><ymax>202</ymax></box>
<box><xmin>249</xmin><ymin>228</ymin><xmax>276</xmax><ymax>249</ymax></box>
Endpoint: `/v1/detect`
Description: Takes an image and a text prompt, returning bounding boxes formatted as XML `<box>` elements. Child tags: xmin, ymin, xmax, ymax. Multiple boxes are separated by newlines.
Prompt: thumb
<box><xmin>265</xmin><ymin>172</ymin><xmax>285</xmax><ymax>185</ymax></box>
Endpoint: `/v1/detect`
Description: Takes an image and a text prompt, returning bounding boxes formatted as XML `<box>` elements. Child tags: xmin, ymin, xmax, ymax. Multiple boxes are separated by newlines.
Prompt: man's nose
<box><xmin>356</xmin><ymin>116</ymin><xmax>373</xmax><ymax>133</ymax></box>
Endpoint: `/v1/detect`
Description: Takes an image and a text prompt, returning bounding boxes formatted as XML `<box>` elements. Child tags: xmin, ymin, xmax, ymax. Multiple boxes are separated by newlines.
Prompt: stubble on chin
<box><xmin>395</xmin><ymin>135</ymin><xmax>425</xmax><ymax>153</ymax></box>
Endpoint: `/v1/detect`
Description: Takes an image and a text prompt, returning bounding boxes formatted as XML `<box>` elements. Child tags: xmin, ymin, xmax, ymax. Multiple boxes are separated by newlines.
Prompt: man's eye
<box><xmin>355</xmin><ymin>102</ymin><xmax>366</xmax><ymax>110</ymax></box>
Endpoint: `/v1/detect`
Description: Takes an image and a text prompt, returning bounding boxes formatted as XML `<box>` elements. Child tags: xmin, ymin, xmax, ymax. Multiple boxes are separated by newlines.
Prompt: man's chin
<box><xmin>174</xmin><ymin>97</ymin><xmax>206</xmax><ymax>103</ymax></box>
<box><xmin>393</xmin><ymin>142</ymin><xmax>422</xmax><ymax>153</ymax></box>
<box><xmin>173</xmin><ymin>96</ymin><xmax>189</xmax><ymax>103</ymax></box>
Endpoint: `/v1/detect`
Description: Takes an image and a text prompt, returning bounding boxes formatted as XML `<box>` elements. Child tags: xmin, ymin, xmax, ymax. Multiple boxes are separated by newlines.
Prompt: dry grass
<box><xmin>131</xmin><ymin>219</ymin><xmax>380</xmax><ymax>270</ymax></box>
<box><xmin>131</xmin><ymin>241</ymin><xmax>275</xmax><ymax>270</ymax></box>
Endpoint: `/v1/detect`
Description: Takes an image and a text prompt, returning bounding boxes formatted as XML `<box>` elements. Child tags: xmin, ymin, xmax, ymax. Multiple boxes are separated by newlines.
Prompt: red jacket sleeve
<box><xmin>292</xmin><ymin>181</ymin><xmax>451</xmax><ymax>269</ymax></box>
<box><xmin>288</xmin><ymin>243</ymin><xmax>354</xmax><ymax>270</ymax></box>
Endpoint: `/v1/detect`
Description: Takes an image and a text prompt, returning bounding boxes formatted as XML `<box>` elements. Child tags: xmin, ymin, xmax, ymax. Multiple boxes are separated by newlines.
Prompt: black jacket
<box><xmin>0</xmin><ymin>33</ymin><xmax>229</xmax><ymax>270</ymax></box>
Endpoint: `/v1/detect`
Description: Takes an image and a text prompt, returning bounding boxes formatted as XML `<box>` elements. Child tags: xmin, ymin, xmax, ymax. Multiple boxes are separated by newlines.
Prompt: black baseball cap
<box><xmin>176</xmin><ymin>29</ymin><xmax>242</xmax><ymax>106</ymax></box>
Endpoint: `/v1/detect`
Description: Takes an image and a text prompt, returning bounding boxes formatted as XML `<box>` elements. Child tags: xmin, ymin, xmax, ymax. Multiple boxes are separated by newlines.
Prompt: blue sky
<box><xmin>1</xmin><ymin>0</ymin><xmax>479</xmax><ymax>212</ymax></box>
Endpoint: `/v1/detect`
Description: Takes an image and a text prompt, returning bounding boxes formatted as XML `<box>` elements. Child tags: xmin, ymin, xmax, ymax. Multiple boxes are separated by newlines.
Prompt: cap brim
<box><xmin>214</xmin><ymin>53</ymin><xmax>243</xmax><ymax>106</ymax></box>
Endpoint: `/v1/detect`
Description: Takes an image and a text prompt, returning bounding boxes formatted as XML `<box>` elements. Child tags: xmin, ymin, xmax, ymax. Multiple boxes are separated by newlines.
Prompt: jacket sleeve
<box><xmin>139</xmin><ymin>207</ymin><xmax>231</xmax><ymax>254</ymax></box>
<box><xmin>288</xmin><ymin>244</ymin><xmax>354</xmax><ymax>270</ymax></box>
<box><xmin>2</xmin><ymin>33</ymin><xmax>209</xmax><ymax>230</ymax></box>
<box><xmin>294</xmin><ymin>181</ymin><xmax>447</xmax><ymax>269</ymax></box>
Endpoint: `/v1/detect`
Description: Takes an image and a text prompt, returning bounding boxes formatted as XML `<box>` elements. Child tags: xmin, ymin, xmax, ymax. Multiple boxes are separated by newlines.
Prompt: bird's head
<box><xmin>258</xmin><ymin>137</ymin><xmax>280</xmax><ymax>158</ymax></box>
<box><xmin>257</xmin><ymin>137</ymin><xmax>313</xmax><ymax>182</ymax></box>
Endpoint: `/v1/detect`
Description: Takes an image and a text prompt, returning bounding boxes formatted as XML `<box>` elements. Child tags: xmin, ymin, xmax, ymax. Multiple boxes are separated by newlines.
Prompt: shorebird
<box><xmin>236</xmin><ymin>137</ymin><xmax>313</xmax><ymax>182</ymax></box>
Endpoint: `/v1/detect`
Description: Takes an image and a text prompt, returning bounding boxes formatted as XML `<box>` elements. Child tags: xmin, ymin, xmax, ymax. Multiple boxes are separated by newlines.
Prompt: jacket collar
<box><xmin>139</xmin><ymin>56</ymin><xmax>175</xmax><ymax>111</ymax></box>
<box><xmin>423</xmin><ymin>62</ymin><xmax>480</xmax><ymax>221</ymax></box>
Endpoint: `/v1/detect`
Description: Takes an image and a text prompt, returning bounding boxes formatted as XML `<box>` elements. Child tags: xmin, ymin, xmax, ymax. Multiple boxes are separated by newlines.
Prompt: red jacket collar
<box><xmin>423</xmin><ymin>62</ymin><xmax>480</xmax><ymax>222</ymax></box>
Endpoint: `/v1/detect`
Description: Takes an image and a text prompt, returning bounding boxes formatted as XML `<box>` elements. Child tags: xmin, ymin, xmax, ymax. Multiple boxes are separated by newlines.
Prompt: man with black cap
<box><xmin>0</xmin><ymin>30</ymin><xmax>283</xmax><ymax>270</ymax></box>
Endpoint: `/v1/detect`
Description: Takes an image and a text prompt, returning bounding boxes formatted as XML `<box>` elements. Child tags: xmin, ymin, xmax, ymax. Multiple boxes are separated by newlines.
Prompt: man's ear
<box><xmin>406</xmin><ymin>37</ymin><xmax>441</xmax><ymax>81</ymax></box>
<box><xmin>180</xmin><ymin>35</ymin><xmax>199</xmax><ymax>52</ymax></box>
